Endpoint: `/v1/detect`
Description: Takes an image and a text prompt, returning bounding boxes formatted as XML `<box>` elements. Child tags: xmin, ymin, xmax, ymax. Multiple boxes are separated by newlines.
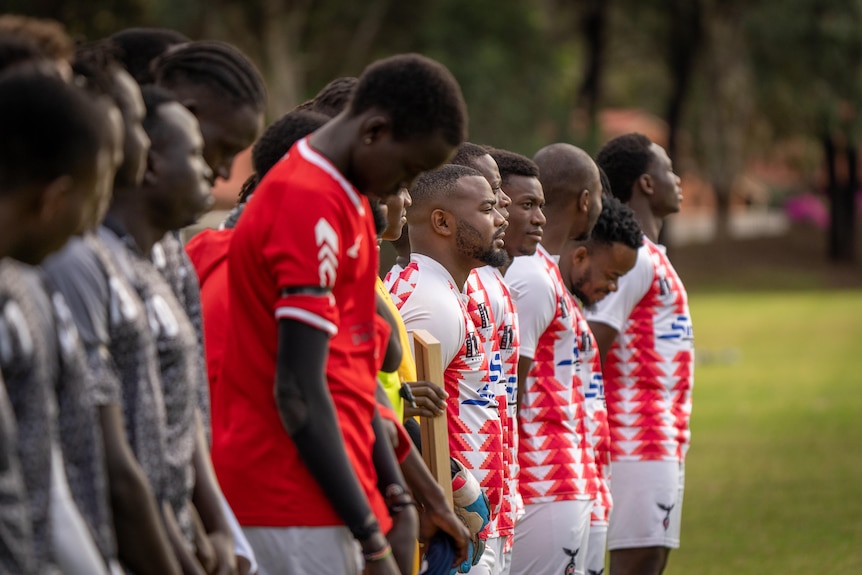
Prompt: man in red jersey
<box><xmin>215</xmin><ymin>54</ymin><xmax>466</xmax><ymax>575</ymax></box>
<box><xmin>589</xmin><ymin>133</ymin><xmax>693</xmax><ymax>575</ymax></box>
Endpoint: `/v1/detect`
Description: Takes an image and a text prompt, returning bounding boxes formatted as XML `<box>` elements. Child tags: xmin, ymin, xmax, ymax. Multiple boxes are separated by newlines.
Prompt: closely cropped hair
<box><xmin>110</xmin><ymin>27</ymin><xmax>190</xmax><ymax>84</ymax></box>
<box><xmin>73</xmin><ymin>41</ymin><xmax>123</xmax><ymax>99</ymax></box>
<box><xmin>252</xmin><ymin>110</ymin><xmax>329</xmax><ymax>177</ymax></box>
<box><xmin>489</xmin><ymin>148</ymin><xmax>539</xmax><ymax>182</ymax></box>
<box><xmin>349</xmin><ymin>53</ymin><xmax>467</xmax><ymax>146</ymax></box>
<box><xmin>0</xmin><ymin>15</ymin><xmax>73</xmax><ymax>62</ymax></box>
<box><xmin>450</xmin><ymin>142</ymin><xmax>489</xmax><ymax>167</ymax></box>
<box><xmin>410</xmin><ymin>164</ymin><xmax>482</xmax><ymax>209</ymax></box>
<box><xmin>311</xmin><ymin>77</ymin><xmax>357</xmax><ymax>118</ymax></box>
<box><xmin>588</xmin><ymin>196</ymin><xmax>643</xmax><ymax>251</ymax></box>
<box><xmin>141</xmin><ymin>84</ymin><xmax>179</xmax><ymax>138</ymax></box>
<box><xmin>0</xmin><ymin>70</ymin><xmax>103</xmax><ymax>192</ymax></box>
<box><xmin>153</xmin><ymin>40</ymin><xmax>266</xmax><ymax>112</ymax></box>
<box><xmin>596</xmin><ymin>133</ymin><xmax>653</xmax><ymax>203</ymax></box>
<box><xmin>598</xmin><ymin>166</ymin><xmax>612</xmax><ymax>199</ymax></box>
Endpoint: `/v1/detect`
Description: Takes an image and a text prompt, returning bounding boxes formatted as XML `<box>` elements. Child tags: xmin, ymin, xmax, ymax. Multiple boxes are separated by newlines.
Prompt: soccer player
<box><xmin>588</xmin><ymin>133</ymin><xmax>694</xmax><ymax>575</ymax></box>
<box><xmin>449</xmin><ymin>142</ymin><xmax>514</xmax><ymax>575</ymax></box>
<box><xmin>506</xmin><ymin>144</ymin><xmax>602</xmax><ymax>575</ymax></box>
<box><xmin>564</xmin><ymin>197</ymin><xmax>643</xmax><ymax>575</ymax></box>
<box><xmin>216</xmin><ymin>54</ymin><xmax>466</xmax><ymax>575</ymax></box>
<box><xmin>389</xmin><ymin>164</ymin><xmax>507</xmax><ymax>572</ymax></box>
<box><xmin>0</xmin><ymin>68</ymin><xmax>115</xmax><ymax>574</ymax></box>
<box><xmin>42</xmin><ymin>44</ymin><xmax>185</xmax><ymax>575</ymax></box>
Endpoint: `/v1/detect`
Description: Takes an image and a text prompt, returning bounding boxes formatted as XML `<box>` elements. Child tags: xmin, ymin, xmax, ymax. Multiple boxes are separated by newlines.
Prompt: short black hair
<box><xmin>153</xmin><ymin>40</ymin><xmax>267</xmax><ymax>112</ymax></box>
<box><xmin>488</xmin><ymin>148</ymin><xmax>539</xmax><ymax>183</ymax></box>
<box><xmin>450</xmin><ymin>142</ymin><xmax>489</xmax><ymax>167</ymax></box>
<box><xmin>598</xmin><ymin>166</ymin><xmax>612</xmax><ymax>199</ymax></box>
<box><xmin>0</xmin><ymin>69</ymin><xmax>103</xmax><ymax>193</ymax></box>
<box><xmin>251</xmin><ymin>110</ymin><xmax>329</xmax><ymax>176</ymax></box>
<box><xmin>141</xmin><ymin>84</ymin><xmax>180</xmax><ymax>144</ymax></box>
<box><xmin>533</xmin><ymin>143</ymin><xmax>597</xmax><ymax>209</ymax></box>
<box><xmin>73</xmin><ymin>40</ymin><xmax>122</xmax><ymax>99</ymax></box>
<box><xmin>410</xmin><ymin>164</ymin><xmax>482</xmax><ymax>210</ymax></box>
<box><xmin>588</xmin><ymin>195</ymin><xmax>643</xmax><ymax>251</ymax></box>
<box><xmin>348</xmin><ymin>53</ymin><xmax>467</xmax><ymax>146</ymax></box>
<box><xmin>596</xmin><ymin>133</ymin><xmax>653</xmax><ymax>203</ymax></box>
<box><xmin>370</xmin><ymin>200</ymin><xmax>388</xmax><ymax>237</ymax></box>
<box><xmin>109</xmin><ymin>27</ymin><xmax>190</xmax><ymax>84</ymax></box>
<box><xmin>311</xmin><ymin>76</ymin><xmax>357</xmax><ymax>118</ymax></box>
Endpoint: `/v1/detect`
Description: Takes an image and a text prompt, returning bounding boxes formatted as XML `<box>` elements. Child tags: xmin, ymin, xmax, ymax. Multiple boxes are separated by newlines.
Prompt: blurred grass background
<box><xmin>666</xmin><ymin>290</ymin><xmax>862</xmax><ymax>574</ymax></box>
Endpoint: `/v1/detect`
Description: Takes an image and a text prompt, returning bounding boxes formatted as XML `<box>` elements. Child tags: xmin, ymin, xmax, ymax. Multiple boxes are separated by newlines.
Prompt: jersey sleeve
<box><xmin>506</xmin><ymin>258</ymin><xmax>555</xmax><ymax>359</ymax></box>
<box><xmin>585</xmin><ymin>244</ymin><xmax>653</xmax><ymax>332</ymax></box>
<box><xmin>42</xmin><ymin>239</ymin><xmax>122</xmax><ymax>407</ymax></box>
<box><xmin>265</xmin><ymin>190</ymin><xmax>346</xmax><ymax>337</ymax></box>
<box><xmin>393</xmin><ymin>278</ymin><xmax>464</xmax><ymax>369</ymax></box>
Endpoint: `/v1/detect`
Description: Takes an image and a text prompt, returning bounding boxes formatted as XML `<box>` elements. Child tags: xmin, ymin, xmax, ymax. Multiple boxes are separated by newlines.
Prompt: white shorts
<box><xmin>586</xmin><ymin>525</ymin><xmax>607</xmax><ymax>575</ymax></box>
<box><xmin>509</xmin><ymin>499</ymin><xmax>593</xmax><ymax>575</ymax></box>
<box><xmin>242</xmin><ymin>526</ymin><xmax>361</xmax><ymax>575</ymax></box>
<box><xmin>472</xmin><ymin>535</ymin><xmax>505</xmax><ymax>575</ymax></box>
<box><xmin>607</xmin><ymin>461</ymin><xmax>684</xmax><ymax>550</ymax></box>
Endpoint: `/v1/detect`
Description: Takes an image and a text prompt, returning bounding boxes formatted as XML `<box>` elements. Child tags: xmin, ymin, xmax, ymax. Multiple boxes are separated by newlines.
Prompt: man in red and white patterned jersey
<box><xmin>389</xmin><ymin>164</ymin><xmax>507</xmax><ymax>573</ymax></box>
<box><xmin>507</xmin><ymin>144</ymin><xmax>603</xmax><ymax>575</ymax></box>
<box><xmin>588</xmin><ymin>133</ymin><xmax>693</xmax><ymax>575</ymax></box>
<box><xmin>562</xmin><ymin>198</ymin><xmax>642</xmax><ymax>575</ymax></box>
<box><xmin>450</xmin><ymin>143</ymin><xmax>516</xmax><ymax>574</ymax></box>
<box><xmin>217</xmin><ymin>55</ymin><xmax>466</xmax><ymax>575</ymax></box>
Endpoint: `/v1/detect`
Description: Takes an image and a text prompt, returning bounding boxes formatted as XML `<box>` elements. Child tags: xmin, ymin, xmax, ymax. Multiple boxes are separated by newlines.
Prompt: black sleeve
<box><xmin>274</xmin><ymin>318</ymin><xmax>380</xmax><ymax>541</ymax></box>
<box><xmin>370</xmin><ymin>409</ymin><xmax>408</xmax><ymax>496</ymax></box>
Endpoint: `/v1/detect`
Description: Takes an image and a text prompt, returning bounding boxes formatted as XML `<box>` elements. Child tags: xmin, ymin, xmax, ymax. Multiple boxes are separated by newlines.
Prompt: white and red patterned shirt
<box><xmin>506</xmin><ymin>246</ymin><xmax>594</xmax><ymax>504</ymax></box>
<box><xmin>574</xmin><ymin>306</ymin><xmax>612</xmax><ymax>526</ymax></box>
<box><xmin>586</xmin><ymin>237</ymin><xmax>694</xmax><ymax>462</ymax></box>
<box><xmin>389</xmin><ymin>255</ymin><xmax>505</xmax><ymax>535</ymax></box>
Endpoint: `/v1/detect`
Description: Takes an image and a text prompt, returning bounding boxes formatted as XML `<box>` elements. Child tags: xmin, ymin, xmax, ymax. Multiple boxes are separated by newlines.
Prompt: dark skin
<box><xmin>111</xmin><ymin>102</ymin><xmax>235</xmax><ymax>575</ymax></box>
<box><xmin>590</xmin><ymin>143</ymin><xmax>683</xmax><ymax>575</ymax></box>
<box><xmin>275</xmin><ymin>108</ymin><xmax>455</xmax><ymax>575</ymax></box>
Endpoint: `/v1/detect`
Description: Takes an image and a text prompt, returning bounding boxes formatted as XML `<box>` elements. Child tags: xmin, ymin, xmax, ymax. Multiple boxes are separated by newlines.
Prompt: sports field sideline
<box><xmin>667</xmin><ymin>290</ymin><xmax>862</xmax><ymax>574</ymax></box>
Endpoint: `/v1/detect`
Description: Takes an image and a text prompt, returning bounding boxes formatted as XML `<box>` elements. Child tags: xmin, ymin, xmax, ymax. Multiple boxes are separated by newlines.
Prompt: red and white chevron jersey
<box><xmin>586</xmin><ymin>237</ymin><xmax>694</xmax><ymax>463</ymax></box>
<box><xmin>466</xmin><ymin>268</ymin><xmax>511</xmax><ymax>540</ymax></box>
<box><xmin>506</xmin><ymin>246</ymin><xmax>594</xmax><ymax>504</ymax></box>
<box><xmin>389</xmin><ymin>255</ymin><xmax>505</xmax><ymax>530</ymax></box>
<box><xmin>475</xmin><ymin>266</ymin><xmax>521</xmax><ymax>542</ymax></box>
<box><xmin>574</xmin><ymin>307</ymin><xmax>612</xmax><ymax>526</ymax></box>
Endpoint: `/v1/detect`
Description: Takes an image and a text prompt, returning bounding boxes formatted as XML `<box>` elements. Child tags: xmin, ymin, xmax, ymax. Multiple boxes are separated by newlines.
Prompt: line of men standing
<box><xmin>0</xmin><ymin>14</ymin><xmax>694</xmax><ymax>575</ymax></box>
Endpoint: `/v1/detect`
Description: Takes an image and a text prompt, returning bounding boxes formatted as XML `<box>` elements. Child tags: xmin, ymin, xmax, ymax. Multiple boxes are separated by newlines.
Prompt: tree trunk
<box><xmin>665</xmin><ymin>0</ymin><xmax>702</xmax><ymax>160</ymax></box>
<box><xmin>827</xmin><ymin>134</ymin><xmax>857</xmax><ymax>262</ymax></box>
<box><xmin>575</xmin><ymin>0</ymin><xmax>608</xmax><ymax>152</ymax></box>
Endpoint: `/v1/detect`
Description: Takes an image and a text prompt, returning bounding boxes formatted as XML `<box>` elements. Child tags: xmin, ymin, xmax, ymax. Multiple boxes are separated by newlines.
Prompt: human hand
<box><xmin>207</xmin><ymin>531</ymin><xmax>237</xmax><ymax>575</ymax></box>
<box><xmin>387</xmin><ymin>502</ymin><xmax>419</xmax><ymax>574</ymax></box>
<box><xmin>418</xmin><ymin>498</ymin><xmax>470</xmax><ymax>568</ymax></box>
<box><xmin>403</xmin><ymin>381</ymin><xmax>447</xmax><ymax>419</ymax></box>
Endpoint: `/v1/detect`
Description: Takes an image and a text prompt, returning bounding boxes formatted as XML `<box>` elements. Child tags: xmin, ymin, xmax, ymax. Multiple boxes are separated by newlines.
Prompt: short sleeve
<box><xmin>585</xmin><ymin>244</ymin><xmax>654</xmax><ymax>332</ymax></box>
<box><xmin>393</xmin><ymin>281</ymin><xmax>464</xmax><ymax>369</ymax></box>
<box><xmin>505</xmin><ymin>257</ymin><xmax>555</xmax><ymax>359</ymax></box>
<box><xmin>265</xmin><ymin>188</ymin><xmax>346</xmax><ymax>336</ymax></box>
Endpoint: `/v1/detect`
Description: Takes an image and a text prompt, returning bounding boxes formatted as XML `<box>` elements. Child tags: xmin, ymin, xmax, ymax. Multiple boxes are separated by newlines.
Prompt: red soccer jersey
<box><xmin>586</xmin><ymin>237</ymin><xmax>694</xmax><ymax>463</ymax></box>
<box><xmin>506</xmin><ymin>247</ymin><xmax>594</xmax><ymax>505</ymax></box>
<box><xmin>214</xmin><ymin>137</ymin><xmax>390</xmax><ymax>533</ymax></box>
<box><xmin>185</xmin><ymin>228</ymin><xmax>231</xmax><ymax>404</ymax></box>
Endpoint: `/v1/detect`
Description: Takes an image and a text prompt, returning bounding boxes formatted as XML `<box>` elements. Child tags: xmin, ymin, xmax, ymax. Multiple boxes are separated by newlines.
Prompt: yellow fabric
<box><xmin>375</xmin><ymin>276</ymin><xmax>416</xmax><ymax>420</ymax></box>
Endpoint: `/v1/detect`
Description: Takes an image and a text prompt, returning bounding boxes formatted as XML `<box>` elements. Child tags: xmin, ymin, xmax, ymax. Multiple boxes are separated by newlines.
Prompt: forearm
<box><xmin>192</xmin><ymin>411</ymin><xmax>232</xmax><ymax>537</ymax></box>
<box><xmin>276</xmin><ymin>319</ymin><xmax>383</xmax><ymax>548</ymax></box>
<box><xmin>163</xmin><ymin>502</ymin><xmax>206</xmax><ymax>575</ymax></box>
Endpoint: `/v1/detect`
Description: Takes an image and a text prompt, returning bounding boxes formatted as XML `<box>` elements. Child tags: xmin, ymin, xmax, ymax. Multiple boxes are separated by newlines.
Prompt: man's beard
<box><xmin>570</xmin><ymin>272</ymin><xmax>596</xmax><ymax>311</ymax></box>
<box><xmin>456</xmin><ymin>219</ymin><xmax>509</xmax><ymax>268</ymax></box>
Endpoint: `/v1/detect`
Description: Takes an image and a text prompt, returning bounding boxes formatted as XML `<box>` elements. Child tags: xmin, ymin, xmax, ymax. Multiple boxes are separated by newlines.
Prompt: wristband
<box><xmin>388</xmin><ymin>499</ymin><xmax>418</xmax><ymax>515</ymax></box>
<box><xmin>363</xmin><ymin>543</ymin><xmax>393</xmax><ymax>563</ymax></box>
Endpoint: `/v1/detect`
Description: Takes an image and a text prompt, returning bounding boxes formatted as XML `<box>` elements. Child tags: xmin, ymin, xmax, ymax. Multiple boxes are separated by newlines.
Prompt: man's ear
<box><xmin>143</xmin><ymin>148</ymin><xmax>160</xmax><ymax>186</ymax></box>
<box><xmin>430</xmin><ymin>208</ymin><xmax>453</xmax><ymax>237</ymax></box>
<box><xmin>359</xmin><ymin>113</ymin><xmax>392</xmax><ymax>145</ymax></box>
<box><xmin>571</xmin><ymin>244</ymin><xmax>589</xmax><ymax>267</ymax></box>
<box><xmin>577</xmin><ymin>188</ymin><xmax>590</xmax><ymax>213</ymax></box>
<box><xmin>638</xmin><ymin>173</ymin><xmax>654</xmax><ymax>196</ymax></box>
<box><xmin>36</xmin><ymin>175</ymin><xmax>73</xmax><ymax>224</ymax></box>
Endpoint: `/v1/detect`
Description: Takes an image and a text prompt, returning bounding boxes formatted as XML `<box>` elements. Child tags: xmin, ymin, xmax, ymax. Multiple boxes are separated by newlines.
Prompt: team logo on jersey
<box><xmin>658</xmin><ymin>315</ymin><xmax>694</xmax><ymax>342</ymax></box>
<box><xmin>658</xmin><ymin>502</ymin><xmax>675</xmax><ymax>530</ymax></box>
<box><xmin>579</xmin><ymin>329</ymin><xmax>593</xmax><ymax>353</ymax></box>
<box><xmin>563</xmin><ymin>547</ymin><xmax>579</xmax><ymax>575</ymax></box>
<box><xmin>559</xmin><ymin>296</ymin><xmax>570</xmax><ymax>319</ymax></box>
<box><xmin>476</xmin><ymin>302</ymin><xmax>491</xmax><ymax>329</ymax></box>
<box><xmin>658</xmin><ymin>275</ymin><xmax>672</xmax><ymax>297</ymax></box>
<box><xmin>586</xmin><ymin>373</ymin><xmax>604</xmax><ymax>400</ymax></box>
<box><xmin>500</xmin><ymin>324</ymin><xmax>514</xmax><ymax>350</ymax></box>
<box><xmin>346</xmin><ymin>234</ymin><xmax>362</xmax><ymax>259</ymax></box>
<box><xmin>464</xmin><ymin>331</ymin><xmax>480</xmax><ymax>359</ymax></box>
<box><xmin>315</xmin><ymin>218</ymin><xmax>339</xmax><ymax>287</ymax></box>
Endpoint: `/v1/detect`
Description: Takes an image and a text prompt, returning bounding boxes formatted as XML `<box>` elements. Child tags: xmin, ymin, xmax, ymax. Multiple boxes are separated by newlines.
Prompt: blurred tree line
<box><xmin>7</xmin><ymin>0</ymin><xmax>862</xmax><ymax>261</ymax></box>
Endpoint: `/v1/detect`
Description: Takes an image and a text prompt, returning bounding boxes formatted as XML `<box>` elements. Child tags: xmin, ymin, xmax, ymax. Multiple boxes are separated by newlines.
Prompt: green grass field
<box><xmin>665</xmin><ymin>290</ymin><xmax>862</xmax><ymax>574</ymax></box>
